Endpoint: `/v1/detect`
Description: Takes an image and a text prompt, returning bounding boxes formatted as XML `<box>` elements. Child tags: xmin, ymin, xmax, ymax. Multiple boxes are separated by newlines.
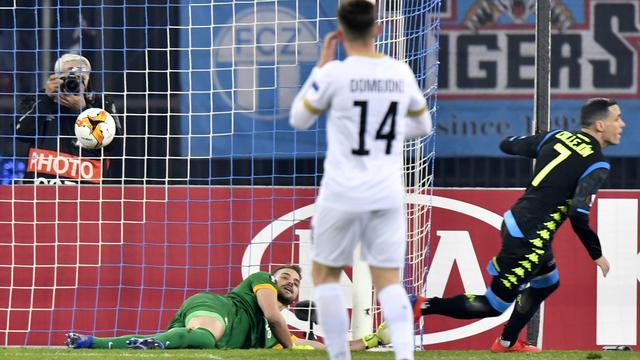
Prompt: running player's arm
<box><xmin>405</xmin><ymin>68</ymin><xmax>432</xmax><ymax>138</ymax></box>
<box><xmin>255</xmin><ymin>286</ymin><xmax>294</xmax><ymax>348</ymax></box>
<box><xmin>568</xmin><ymin>165</ymin><xmax>610</xmax><ymax>273</ymax></box>
<box><xmin>499</xmin><ymin>130</ymin><xmax>561</xmax><ymax>158</ymax></box>
<box><xmin>289</xmin><ymin>64</ymin><xmax>334</xmax><ymax>130</ymax></box>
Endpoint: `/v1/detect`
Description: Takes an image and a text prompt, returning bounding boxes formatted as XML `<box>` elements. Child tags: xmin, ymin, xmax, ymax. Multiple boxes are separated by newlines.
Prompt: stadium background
<box><xmin>2</xmin><ymin>0</ymin><xmax>639</xmax><ymax>187</ymax></box>
<box><xmin>0</xmin><ymin>0</ymin><xmax>638</xmax><ymax>351</ymax></box>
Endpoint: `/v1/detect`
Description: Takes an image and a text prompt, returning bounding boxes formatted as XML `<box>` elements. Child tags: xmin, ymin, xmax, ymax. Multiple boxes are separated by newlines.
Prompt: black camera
<box><xmin>60</xmin><ymin>74</ymin><xmax>83</xmax><ymax>93</ymax></box>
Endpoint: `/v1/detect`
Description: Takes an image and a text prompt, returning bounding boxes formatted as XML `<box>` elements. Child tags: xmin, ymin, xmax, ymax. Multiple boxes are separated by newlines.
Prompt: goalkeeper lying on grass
<box><xmin>66</xmin><ymin>264</ymin><xmax>387</xmax><ymax>350</ymax></box>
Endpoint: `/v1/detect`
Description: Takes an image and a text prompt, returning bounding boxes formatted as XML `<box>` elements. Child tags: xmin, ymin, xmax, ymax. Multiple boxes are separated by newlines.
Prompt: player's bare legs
<box><xmin>313</xmin><ymin>262</ymin><xmax>351</xmax><ymax>360</ymax></box>
<box><xmin>370</xmin><ymin>266</ymin><xmax>414</xmax><ymax>360</ymax></box>
<box><xmin>186</xmin><ymin>316</ymin><xmax>224</xmax><ymax>340</ymax></box>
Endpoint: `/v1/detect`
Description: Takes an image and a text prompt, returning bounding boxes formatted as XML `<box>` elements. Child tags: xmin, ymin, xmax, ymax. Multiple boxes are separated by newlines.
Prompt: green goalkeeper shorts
<box><xmin>166</xmin><ymin>291</ymin><xmax>251</xmax><ymax>349</ymax></box>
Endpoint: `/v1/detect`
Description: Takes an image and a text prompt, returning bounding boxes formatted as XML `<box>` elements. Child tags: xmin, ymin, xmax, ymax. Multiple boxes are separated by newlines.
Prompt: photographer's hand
<box><xmin>45</xmin><ymin>74</ymin><xmax>63</xmax><ymax>97</ymax></box>
<box><xmin>58</xmin><ymin>93</ymin><xmax>86</xmax><ymax>112</ymax></box>
<box><xmin>46</xmin><ymin>73</ymin><xmax>87</xmax><ymax>112</ymax></box>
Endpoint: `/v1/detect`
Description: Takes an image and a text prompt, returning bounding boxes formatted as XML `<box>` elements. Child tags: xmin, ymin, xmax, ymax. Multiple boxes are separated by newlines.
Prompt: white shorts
<box><xmin>311</xmin><ymin>203</ymin><xmax>407</xmax><ymax>268</ymax></box>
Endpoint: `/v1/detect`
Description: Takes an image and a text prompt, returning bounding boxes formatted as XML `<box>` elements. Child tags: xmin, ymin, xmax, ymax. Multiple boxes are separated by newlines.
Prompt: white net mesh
<box><xmin>0</xmin><ymin>0</ymin><xmax>439</xmax><ymax>346</ymax></box>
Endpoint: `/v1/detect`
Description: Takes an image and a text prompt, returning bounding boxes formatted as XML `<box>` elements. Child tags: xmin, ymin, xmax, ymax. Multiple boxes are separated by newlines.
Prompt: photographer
<box><xmin>15</xmin><ymin>53</ymin><xmax>122</xmax><ymax>184</ymax></box>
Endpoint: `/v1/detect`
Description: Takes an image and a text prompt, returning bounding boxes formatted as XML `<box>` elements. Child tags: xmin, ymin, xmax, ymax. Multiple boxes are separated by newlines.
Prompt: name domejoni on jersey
<box><xmin>350</xmin><ymin>79</ymin><xmax>405</xmax><ymax>93</ymax></box>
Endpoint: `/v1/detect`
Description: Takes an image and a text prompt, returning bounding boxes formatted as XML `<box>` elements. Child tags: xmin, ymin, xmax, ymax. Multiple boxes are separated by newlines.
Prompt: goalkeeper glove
<box><xmin>361</xmin><ymin>332</ymin><xmax>381</xmax><ymax>349</ymax></box>
<box><xmin>375</xmin><ymin>322</ymin><xmax>391</xmax><ymax>345</ymax></box>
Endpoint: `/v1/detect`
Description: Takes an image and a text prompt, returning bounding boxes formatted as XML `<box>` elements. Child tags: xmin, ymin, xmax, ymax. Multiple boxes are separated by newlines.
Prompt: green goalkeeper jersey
<box><xmin>167</xmin><ymin>271</ymin><xmax>281</xmax><ymax>349</ymax></box>
<box><xmin>226</xmin><ymin>271</ymin><xmax>280</xmax><ymax>348</ymax></box>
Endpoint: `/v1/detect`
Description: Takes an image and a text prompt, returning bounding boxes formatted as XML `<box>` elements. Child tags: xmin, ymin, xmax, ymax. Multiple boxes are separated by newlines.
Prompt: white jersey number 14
<box><xmin>352</xmin><ymin>100</ymin><xmax>398</xmax><ymax>156</ymax></box>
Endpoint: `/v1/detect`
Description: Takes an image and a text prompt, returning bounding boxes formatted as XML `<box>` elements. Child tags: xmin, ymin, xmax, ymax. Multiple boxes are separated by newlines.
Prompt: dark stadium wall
<box><xmin>1</xmin><ymin>3</ymin><xmax>184</xmax><ymax>184</ymax></box>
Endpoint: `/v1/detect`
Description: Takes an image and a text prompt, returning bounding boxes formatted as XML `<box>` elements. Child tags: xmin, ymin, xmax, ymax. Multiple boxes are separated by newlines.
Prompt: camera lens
<box><xmin>62</xmin><ymin>75</ymin><xmax>82</xmax><ymax>93</ymax></box>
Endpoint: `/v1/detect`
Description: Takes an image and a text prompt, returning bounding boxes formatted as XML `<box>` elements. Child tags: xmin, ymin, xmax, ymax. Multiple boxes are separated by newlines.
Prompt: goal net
<box><xmin>0</xmin><ymin>0</ymin><xmax>439</xmax><ymax>346</ymax></box>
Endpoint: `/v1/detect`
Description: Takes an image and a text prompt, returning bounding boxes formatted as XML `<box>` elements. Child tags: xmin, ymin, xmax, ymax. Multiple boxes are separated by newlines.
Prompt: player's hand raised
<box><xmin>317</xmin><ymin>31</ymin><xmax>340</xmax><ymax>68</ymax></box>
<box><xmin>595</xmin><ymin>256</ymin><xmax>610</xmax><ymax>277</ymax></box>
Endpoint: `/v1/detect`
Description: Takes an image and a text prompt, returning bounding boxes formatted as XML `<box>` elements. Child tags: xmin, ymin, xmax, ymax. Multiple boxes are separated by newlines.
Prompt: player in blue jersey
<box><xmin>412</xmin><ymin>98</ymin><xmax>624</xmax><ymax>352</ymax></box>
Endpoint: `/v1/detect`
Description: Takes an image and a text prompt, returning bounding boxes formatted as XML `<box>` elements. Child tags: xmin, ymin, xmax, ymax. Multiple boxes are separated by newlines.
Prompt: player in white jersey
<box><xmin>289</xmin><ymin>1</ymin><xmax>432</xmax><ymax>359</ymax></box>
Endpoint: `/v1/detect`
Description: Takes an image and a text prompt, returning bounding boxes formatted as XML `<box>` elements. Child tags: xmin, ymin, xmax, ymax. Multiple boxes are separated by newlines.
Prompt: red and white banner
<box><xmin>420</xmin><ymin>189</ymin><xmax>639</xmax><ymax>350</ymax></box>
<box><xmin>27</xmin><ymin>148</ymin><xmax>102</xmax><ymax>183</ymax></box>
<box><xmin>0</xmin><ymin>186</ymin><xmax>637</xmax><ymax>349</ymax></box>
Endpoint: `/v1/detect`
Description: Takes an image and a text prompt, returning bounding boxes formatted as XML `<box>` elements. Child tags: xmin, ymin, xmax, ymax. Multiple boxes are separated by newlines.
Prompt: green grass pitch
<box><xmin>0</xmin><ymin>348</ymin><xmax>636</xmax><ymax>359</ymax></box>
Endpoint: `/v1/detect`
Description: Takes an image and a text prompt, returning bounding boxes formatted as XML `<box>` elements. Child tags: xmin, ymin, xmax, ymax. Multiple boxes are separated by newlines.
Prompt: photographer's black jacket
<box><xmin>15</xmin><ymin>93</ymin><xmax>123</xmax><ymax>184</ymax></box>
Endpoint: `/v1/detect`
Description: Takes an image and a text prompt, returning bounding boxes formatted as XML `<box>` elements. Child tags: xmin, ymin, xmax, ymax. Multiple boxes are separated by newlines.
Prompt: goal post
<box><xmin>527</xmin><ymin>0</ymin><xmax>552</xmax><ymax>348</ymax></box>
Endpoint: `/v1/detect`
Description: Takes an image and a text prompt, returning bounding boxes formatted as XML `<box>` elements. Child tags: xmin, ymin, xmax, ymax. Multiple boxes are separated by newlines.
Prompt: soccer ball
<box><xmin>74</xmin><ymin>107</ymin><xmax>116</xmax><ymax>149</ymax></box>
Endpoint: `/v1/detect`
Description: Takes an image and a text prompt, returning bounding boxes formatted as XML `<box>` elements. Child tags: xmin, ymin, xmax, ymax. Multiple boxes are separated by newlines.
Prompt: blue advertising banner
<box><xmin>436</xmin><ymin>0</ymin><xmax>639</xmax><ymax>156</ymax></box>
<box><xmin>179</xmin><ymin>0</ymin><xmax>638</xmax><ymax>158</ymax></box>
<box><xmin>438</xmin><ymin>99</ymin><xmax>636</xmax><ymax>157</ymax></box>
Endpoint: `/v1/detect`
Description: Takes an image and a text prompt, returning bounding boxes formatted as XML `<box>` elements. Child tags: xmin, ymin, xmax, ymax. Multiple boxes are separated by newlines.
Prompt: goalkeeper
<box><xmin>66</xmin><ymin>265</ymin><xmax>302</xmax><ymax>349</ymax></box>
<box><xmin>66</xmin><ymin>264</ymin><xmax>386</xmax><ymax>350</ymax></box>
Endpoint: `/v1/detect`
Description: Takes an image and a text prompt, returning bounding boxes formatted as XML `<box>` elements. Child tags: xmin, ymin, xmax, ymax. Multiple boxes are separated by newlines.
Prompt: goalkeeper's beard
<box><xmin>278</xmin><ymin>291</ymin><xmax>294</xmax><ymax>305</ymax></box>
